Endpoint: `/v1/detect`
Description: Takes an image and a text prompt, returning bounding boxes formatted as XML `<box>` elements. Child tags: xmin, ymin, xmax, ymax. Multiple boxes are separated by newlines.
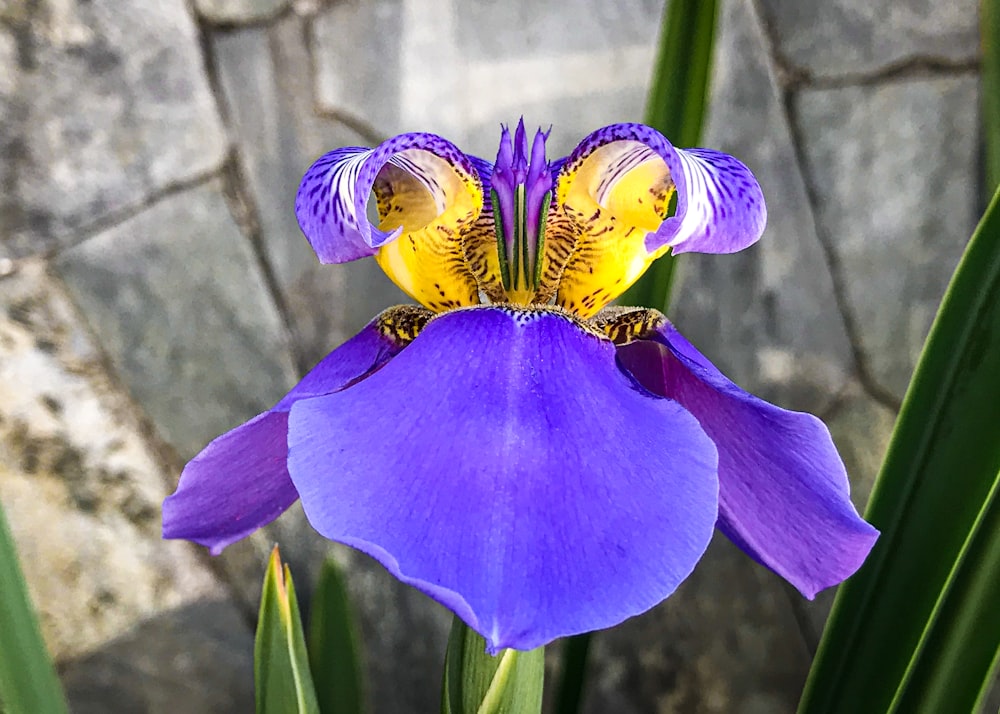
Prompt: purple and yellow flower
<box><xmin>163</xmin><ymin>121</ymin><xmax>878</xmax><ymax>652</ymax></box>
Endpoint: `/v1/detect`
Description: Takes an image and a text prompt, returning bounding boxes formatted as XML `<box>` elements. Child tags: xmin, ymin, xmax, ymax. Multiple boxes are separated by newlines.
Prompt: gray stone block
<box><xmin>211</xmin><ymin>16</ymin><xmax>406</xmax><ymax>367</ymax></box>
<box><xmin>0</xmin><ymin>260</ymin><xmax>252</xmax><ymax>709</ymax></box>
<box><xmin>310</xmin><ymin>0</ymin><xmax>655</xmax><ymax>158</ymax></box>
<box><xmin>54</xmin><ymin>180</ymin><xmax>297</xmax><ymax>459</ymax></box>
<box><xmin>1</xmin><ymin>0</ymin><xmax>227</xmax><ymax>258</ymax></box>
<box><xmin>583</xmin><ymin>537</ymin><xmax>809</xmax><ymax>714</ymax></box>
<box><xmin>795</xmin><ymin>76</ymin><xmax>979</xmax><ymax>400</ymax></box>
<box><xmin>313</xmin><ymin>0</ymin><xmax>404</xmax><ymax>136</ymax></box>
<box><xmin>60</xmin><ymin>600</ymin><xmax>254</xmax><ymax>714</ymax></box>
<box><xmin>758</xmin><ymin>0</ymin><xmax>978</xmax><ymax>78</ymax></box>
<box><xmin>672</xmin><ymin>0</ymin><xmax>854</xmax><ymax>416</ymax></box>
<box><xmin>454</xmin><ymin>0</ymin><xmax>662</xmax><ymax>60</ymax></box>
<box><xmin>195</xmin><ymin>0</ymin><xmax>288</xmax><ymax>24</ymax></box>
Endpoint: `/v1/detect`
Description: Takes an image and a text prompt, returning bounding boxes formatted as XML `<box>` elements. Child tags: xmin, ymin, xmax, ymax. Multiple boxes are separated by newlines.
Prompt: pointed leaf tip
<box><xmin>255</xmin><ymin>547</ymin><xmax>320</xmax><ymax>714</ymax></box>
<box><xmin>308</xmin><ymin>556</ymin><xmax>366</xmax><ymax>714</ymax></box>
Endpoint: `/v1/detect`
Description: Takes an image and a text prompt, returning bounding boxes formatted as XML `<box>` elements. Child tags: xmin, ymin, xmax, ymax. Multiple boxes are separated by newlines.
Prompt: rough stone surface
<box><xmin>53</xmin><ymin>180</ymin><xmax>297</xmax><ymax>459</ymax></box>
<box><xmin>823</xmin><ymin>382</ymin><xmax>897</xmax><ymax>510</ymax></box>
<box><xmin>195</xmin><ymin>0</ymin><xmax>288</xmax><ymax>24</ymax></box>
<box><xmin>211</xmin><ymin>15</ymin><xmax>405</xmax><ymax>367</ymax></box>
<box><xmin>311</xmin><ymin>0</ymin><xmax>656</xmax><ymax>156</ymax></box>
<box><xmin>60</xmin><ymin>600</ymin><xmax>254</xmax><ymax>714</ymax></box>
<box><xmin>455</xmin><ymin>0</ymin><xmax>662</xmax><ymax>59</ymax></box>
<box><xmin>0</xmin><ymin>260</ymin><xmax>252</xmax><ymax>710</ymax></box>
<box><xmin>312</xmin><ymin>0</ymin><xmax>404</xmax><ymax>137</ymax></box>
<box><xmin>673</xmin><ymin>0</ymin><xmax>854</xmax><ymax>416</ymax></box>
<box><xmin>583</xmin><ymin>537</ymin><xmax>809</xmax><ymax>714</ymax></box>
<box><xmin>758</xmin><ymin>0</ymin><xmax>978</xmax><ymax>77</ymax></box>
<box><xmin>795</xmin><ymin>76</ymin><xmax>979</xmax><ymax>401</ymax></box>
<box><xmin>0</xmin><ymin>0</ymin><xmax>228</xmax><ymax>259</ymax></box>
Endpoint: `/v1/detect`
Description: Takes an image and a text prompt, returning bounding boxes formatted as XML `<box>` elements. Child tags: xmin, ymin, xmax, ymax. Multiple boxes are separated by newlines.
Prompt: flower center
<box><xmin>490</xmin><ymin>122</ymin><xmax>553</xmax><ymax>305</ymax></box>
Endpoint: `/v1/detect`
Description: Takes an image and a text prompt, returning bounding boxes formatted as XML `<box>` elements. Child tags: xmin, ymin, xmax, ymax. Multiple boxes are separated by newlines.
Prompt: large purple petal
<box><xmin>163</xmin><ymin>320</ymin><xmax>402</xmax><ymax>555</ymax></box>
<box><xmin>287</xmin><ymin>306</ymin><xmax>719</xmax><ymax>651</ymax></box>
<box><xmin>295</xmin><ymin>133</ymin><xmax>483</xmax><ymax>264</ymax></box>
<box><xmin>617</xmin><ymin>321</ymin><xmax>879</xmax><ymax>598</ymax></box>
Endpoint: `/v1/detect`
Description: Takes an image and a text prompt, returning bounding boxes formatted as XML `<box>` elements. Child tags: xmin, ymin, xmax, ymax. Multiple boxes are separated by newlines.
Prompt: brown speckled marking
<box><xmin>589</xmin><ymin>306</ymin><xmax>666</xmax><ymax>345</ymax></box>
<box><xmin>461</xmin><ymin>200</ymin><xmax>508</xmax><ymax>303</ymax></box>
<box><xmin>377</xmin><ymin>304</ymin><xmax>435</xmax><ymax>346</ymax></box>
<box><xmin>533</xmin><ymin>201</ymin><xmax>580</xmax><ymax>304</ymax></box>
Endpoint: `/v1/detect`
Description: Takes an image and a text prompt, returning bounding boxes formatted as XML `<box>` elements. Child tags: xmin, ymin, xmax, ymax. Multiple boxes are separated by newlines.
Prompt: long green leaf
<box><xmin>308</xmin><ymin>557</ymin><xmax>364</xmax><ymax>714</ymax></box>
<box><xmin>440</xmin><ymin>617</ymin><xmax>544</xmax><ymax>714</ymax></box>
<box><xmin>0</xmin><ymin>501</ymin><xmax>68</xmax><ymax>714</ymax></box>
<box><xmin>553</xmin><ymin>631</ymin><xmax>591</xmax><ymax>714</ymax></box>
<box><xmin>618</xmin><ymin>0</ymin><xmax>718</xmax><ymax>312</ymax></box>
<box><xmin>985</xmin><ymin>0</ymin><xmax>1000</xmax><ymax>196</ymax></box>
<box><xmin>798</xmin><ymin>186</ymin><xmax>1000</xmax><ymax>712</ymax></box>
<box><xmin>891</xmin><ymin>473</ymin><xmax>1000</xmax><ymax>713</ymax></box>
<box><xmin>255</xmin><ymin>547</ymin><xmax>320</xmax><ymax>714</ymax></box>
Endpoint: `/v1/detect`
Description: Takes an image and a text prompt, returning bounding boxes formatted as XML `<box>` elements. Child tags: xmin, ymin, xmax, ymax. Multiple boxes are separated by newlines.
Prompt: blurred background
<box><xmin>0</xmin><ymin>0</ymin><xmax>981</xmax><ymax>711</ymax></box>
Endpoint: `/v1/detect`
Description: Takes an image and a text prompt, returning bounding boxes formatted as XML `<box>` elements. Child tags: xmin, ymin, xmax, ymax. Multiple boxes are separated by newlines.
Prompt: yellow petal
<box><xmin>552</xmin><ymin>140</ymin><xmax>674</xmax><ymax>318</ymax></box>
<box><xmin>373</xmin><ymin>149</ymin><xmax>484</xmax><ymax>312</ymax></box>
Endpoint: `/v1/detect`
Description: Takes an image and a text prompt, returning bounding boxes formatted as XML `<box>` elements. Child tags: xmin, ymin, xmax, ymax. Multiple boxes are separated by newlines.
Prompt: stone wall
<box><xmin>0</xmin><ymin>0</ymin><xmax>983</xmax><ymax>712</ymax></box>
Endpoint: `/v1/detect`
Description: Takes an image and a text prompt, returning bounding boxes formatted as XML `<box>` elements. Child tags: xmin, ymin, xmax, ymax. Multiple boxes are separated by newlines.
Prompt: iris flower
<box><xmin>163</xmin><ymin>121</ymin><xmax>878</xmax><ymax>652</ymax></box>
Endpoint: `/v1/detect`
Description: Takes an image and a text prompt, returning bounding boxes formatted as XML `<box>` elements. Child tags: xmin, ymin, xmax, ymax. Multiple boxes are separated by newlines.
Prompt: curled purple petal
<box><xmin>287</xmin><ymin>306</ymin><xmax>719</xmax><ymax>651</ymax></box>
<box><xmin>295</xmin><ymin>133</ymin><xmax>483</xmax><ymax>264</ymax></box>
<box><xmin>617</xmin><ymin>321</ymin><xmax>878</xmax><ymax>598</ymax></box>
<box><xmin>561</xmin><ymin>123</ymin><xmax>767</xmax><ymax>256</ymax></box>
<box><xmin>163</xmin><ymin>319</ymin><xmax>403</xmax><ymax>554</ymax></box>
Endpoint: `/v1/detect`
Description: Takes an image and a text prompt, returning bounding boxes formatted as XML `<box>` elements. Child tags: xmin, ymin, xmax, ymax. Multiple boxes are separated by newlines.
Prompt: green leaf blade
<box><xmin>0</xmin><ymin>501</ymin><xmax>68</xmax><ymax>714</ymax></box>
<box><xmin>308</xmin><ymin>556</ymin><xmax>365</xmax><ymax>714</ymax></box>
<box><xmin>890</xmin><ymin>475</ymin><xmax>1000</xmax><ymax>713</ymax></box>
<box><xmin>440</xmin><ymin>617</ymin><xmax>543</xmax><ymax>714</ymax></box>
<box><xmin>798</xmin><ymin>186</ymin><xmax>1000</xmax><ymax>713</ymax></box>
<box><xmin>255</xmin><ymin>546</ymin><xmax>321</xmax><ymax>714</ymax></box>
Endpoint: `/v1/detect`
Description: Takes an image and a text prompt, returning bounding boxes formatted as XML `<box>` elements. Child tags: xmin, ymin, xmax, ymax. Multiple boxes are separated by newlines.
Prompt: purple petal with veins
<box><xmin>287</xmin><ymin>307</ymin><xmax>718</xmax><ymax>651</ymax></box>
<box><xmin>617</xmin><ymin>320</ymin><xmax>879</xmax><ymax>597</ymax></box>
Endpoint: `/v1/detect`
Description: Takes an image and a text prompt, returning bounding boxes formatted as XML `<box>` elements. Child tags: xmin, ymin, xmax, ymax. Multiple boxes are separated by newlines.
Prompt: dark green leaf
<box><xmin>255</xmin><ymin>547</ymin><xmax>320</xmax><ymax>714</ymax></box>
<box><xmin>0</xmin><ymin>501</ymin><xmax>68</xmax><ymax>714</ymax></box>
<box><xmin>554</xmin><ymin>634</ymin><xmax>591</xmax><ymax>714</ymax></box>
<box><xmin>441</xmin><ymin>617</ymin><xmax>544</xmax><ymax>714</ymax></box>
<box><xmin>890</xmin><ymin>476</ymin><xmax>1000</xmax><ymax>713</ymax></box>
<box><xmin>618</xmin><ymin>0</ymin><xmax>718</xmax><ymax>312</ymax></box>
<box><xmin>308</xmin><ymin>557</ymin><xmax>364</xmax><ymax>714</ymax></box>
<box><xmin>798</xmin><ymin>186</ymin><xmax>1000</xmax><ymax>713</ymax></box>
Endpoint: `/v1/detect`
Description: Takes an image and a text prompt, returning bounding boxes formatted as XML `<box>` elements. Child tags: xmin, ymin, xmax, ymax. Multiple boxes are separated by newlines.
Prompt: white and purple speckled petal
<box><xmin>559</xmin><ymin>123</ymin><xmax>766</xmax><ymax>256</ymax></box>
<box><xmin>295</xmin><ymin>133</ymin><xmax>483</xmax><ymax>264</ymax></box>
<box><xmin>664</xmin><ymin>147</ymin><xmax>767</xmax><ymax>255</ymax></box>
